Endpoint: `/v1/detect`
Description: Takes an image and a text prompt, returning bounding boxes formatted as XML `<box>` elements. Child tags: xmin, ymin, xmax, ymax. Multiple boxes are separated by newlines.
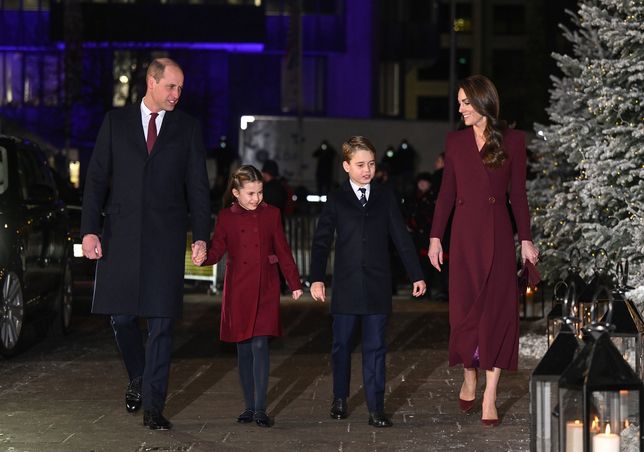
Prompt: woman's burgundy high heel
<box><xmin>481</xmin><ymin>418</ymin><xmax>501</xmax><ymax>427</ymax></box>
<box><xmin>459</xmin><ymin>397</ymin><xmax>475</xmax><ymax>413</ymax></box>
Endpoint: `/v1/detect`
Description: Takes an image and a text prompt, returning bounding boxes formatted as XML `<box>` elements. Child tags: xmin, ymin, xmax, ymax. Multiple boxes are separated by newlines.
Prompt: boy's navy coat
<box><xmin>310</xmin><ymin>180</ymin><xmax>424</xmax><ymax>314</ymax></box>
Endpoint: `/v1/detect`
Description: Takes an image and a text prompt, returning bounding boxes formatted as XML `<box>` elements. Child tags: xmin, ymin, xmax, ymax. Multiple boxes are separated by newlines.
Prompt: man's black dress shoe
<box><xmin>125</xmin><ymin>376</ymin><xmax>142</xmax><ymax>413</ymax></box>
<box><xmin>330</xmin><ymin>398</ymin><xmax>347</xmax><ymax>419</ymax></box>
<box><xmin>143</xmin><ymin>410</ymin><xmax>172</xmax><ymax>430</ymax></box>
<box><xmin>368</xmin><ymin>411</ymin><xmax>393</xmax><ymax>428</ymax></box>
<box><xmin>237</xmin><ymin>409</ymin><xmax>254</xmax><ymax>423</ymax></box>
<box><xmin>254</xmin><ymin>410</ymin><xmax>272</xmax><ymax>428</ymax></box>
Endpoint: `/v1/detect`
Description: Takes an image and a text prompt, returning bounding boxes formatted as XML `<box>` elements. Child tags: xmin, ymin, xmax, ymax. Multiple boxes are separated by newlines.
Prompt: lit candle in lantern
<box><xmin>590</xmin><ymin>416</ymin><xmax>600</xmax><ymax>434</ymax></box>
<box><xmin>566</xmin><ymin>420</ymin><xmax>583</xmax><ymax>452</ymax></box>
<box><xmin>592</xmin><ymin>424</ymin><xmax>620</xmax><ymax>452</ymax></box>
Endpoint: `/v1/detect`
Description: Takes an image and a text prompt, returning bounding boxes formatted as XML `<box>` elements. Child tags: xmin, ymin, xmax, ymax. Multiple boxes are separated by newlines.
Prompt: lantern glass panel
<box><xmin>577</xmin><ymin>300</ymin><xmax>609</xmax><ymax>328</ymax></box>
<box><xmin>560</xmin><ymin>387</ymin><xmax>584</xmax><ymax>452</ymax></box>
<box><xmin>610</xmin><ymin>336</ymin><xmax>639</xmax><ymax>375</ymax></box>
<box><xmin>533</xmin><ymin>379</ymin><xmax>559</xmax><ymax>451</ymax></box>
<box><xmin>589</xmin><ymin>389</ymin><xmax>640</xmax><ymax>451</ymax></box>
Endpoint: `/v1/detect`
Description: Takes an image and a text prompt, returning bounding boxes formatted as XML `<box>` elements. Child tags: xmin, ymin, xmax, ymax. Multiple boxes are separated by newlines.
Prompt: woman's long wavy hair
<box><xmin>222</xmin><ymin>164</ymin><xmax>263</xmax><ymax>207</ymax></box>
<box><xmin>459</xmin><ymin>75</ymin><xmax>507</xmax><ymax>169</ymax></box>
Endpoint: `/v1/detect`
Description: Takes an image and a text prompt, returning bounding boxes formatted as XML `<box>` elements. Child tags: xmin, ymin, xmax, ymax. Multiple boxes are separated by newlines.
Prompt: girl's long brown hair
<box><xmin>459</xmin><ymin>75</ymin><xmax>507</xmax><ymax>169</ymax></box>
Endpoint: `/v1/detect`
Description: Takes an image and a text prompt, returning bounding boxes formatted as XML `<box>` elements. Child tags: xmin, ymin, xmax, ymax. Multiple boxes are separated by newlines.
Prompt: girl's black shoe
<box><xmin>237</xmin><ymin>409</ymin><xmax>254</xmax><ymax>423</ymax></box>
<box><xmin>254</xmin><ymin>410</ymin><xmax>272</xmax><ymax>427</ymax></box>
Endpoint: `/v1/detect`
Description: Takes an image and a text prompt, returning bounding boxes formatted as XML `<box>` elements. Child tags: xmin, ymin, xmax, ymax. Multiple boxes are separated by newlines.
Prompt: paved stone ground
<box><xmin>0</xmin><ymin>289</ymin><xmax>539</xmax><ymax>451</ymax></box>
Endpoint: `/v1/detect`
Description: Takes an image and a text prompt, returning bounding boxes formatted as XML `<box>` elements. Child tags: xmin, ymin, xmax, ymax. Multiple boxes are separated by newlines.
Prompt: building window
<box><xmin>0</xmin><ymin>52</ymin><xmax>63</xmax><ymax>107</ymax></box>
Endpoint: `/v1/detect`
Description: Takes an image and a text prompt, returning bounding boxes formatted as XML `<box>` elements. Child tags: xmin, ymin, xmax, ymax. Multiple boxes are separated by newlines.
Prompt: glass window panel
<box><xmin>6</xmin><ymin>53</ymin><xmax>23</xmax><ymax>105</ymax></box>
<box><xmin>42</xmin><ymin>54</ymin><xmax>61</xmax><ymax>106</ymax></box>
<box><xmin>24</xmin><ymin>53</ymin><xmax>40</xmax><ymax>105</ymax></box>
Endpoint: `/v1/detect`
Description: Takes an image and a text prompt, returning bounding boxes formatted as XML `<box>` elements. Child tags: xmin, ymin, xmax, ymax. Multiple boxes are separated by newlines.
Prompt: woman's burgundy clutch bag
<box><xmin>518</xmin><ymin>260</ymin><xmax>541</xmax><ymax>291</ymax></box>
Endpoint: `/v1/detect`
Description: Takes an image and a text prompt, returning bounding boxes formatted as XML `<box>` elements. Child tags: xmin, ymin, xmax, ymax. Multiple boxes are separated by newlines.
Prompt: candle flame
<box><xmin>625</xmin><ymin>419</ymin><xmax>630</xmax><ymax>428</ymax></box>
<box><xmin>591</xmin><ymin>416</ymin><xmax>599</xmax><ymax>432</ymax></box>
<box><xmin>526</xmin><ymin>287</ymin><xmax>532</xmax><ymax>294</ymax></box>
<box><xmin>605</xmin><ymin>424</ymin><xmax>611</xmax><ymax>434</ymax></box>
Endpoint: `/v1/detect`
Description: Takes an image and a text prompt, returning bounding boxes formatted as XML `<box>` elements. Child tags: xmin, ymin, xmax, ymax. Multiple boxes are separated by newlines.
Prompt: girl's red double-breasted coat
<box><xmin>430</xmin><ymin>127</ymin><xmax>532</xmax><ymax>371</ymax></box>
<box><xmin>203</xmin><ymin>202</ymin><xmax>302</xmax><ymax>343</ymax></box>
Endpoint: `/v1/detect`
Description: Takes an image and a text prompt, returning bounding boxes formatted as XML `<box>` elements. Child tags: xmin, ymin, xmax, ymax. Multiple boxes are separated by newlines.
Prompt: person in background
<box><xmin>428</xmin><ymin>75</ymin><xmax>538</xmax><ymax>427</ymax></box>
<box><xmin>403</xmin><ymin>172</ymin><xmax>435</xmax><ymax>300</ymax></box>
<box><xmin>313</xmin><ymin>140</ymin><xmax>337</xmax><ymax>195</ymax></box>
<box><xmin>309</xmin><ymin>136</ymin><xmax>426</xmax><ymax>428</ymax></box>
<box><xmin>261</xmin><ymin>159</ymin><xmax>288</xmax><ymax>216</ymax></box>
<box><xmin>81</xmin><ymin>58</ymin><xmax>210</xmax><ymax>430</ymax></box>
<box><xmin>195</xmin><ymin>165</ymin><xmax>303</xmax><ymax>428</ymax></box>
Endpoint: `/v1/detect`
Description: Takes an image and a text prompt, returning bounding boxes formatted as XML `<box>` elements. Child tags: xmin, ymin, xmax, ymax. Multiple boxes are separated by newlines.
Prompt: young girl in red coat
<box><xmin>194</xmin><ymin>165</ymin><xmax>303</xmax><ymax>427</ymax></box>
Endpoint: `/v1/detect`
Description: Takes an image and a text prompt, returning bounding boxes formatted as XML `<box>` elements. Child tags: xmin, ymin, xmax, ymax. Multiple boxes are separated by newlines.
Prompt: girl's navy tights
<box><xmin>236</xmin><ymin>335</ymin><xmax>269</xmax><ymax>412</ymax></box>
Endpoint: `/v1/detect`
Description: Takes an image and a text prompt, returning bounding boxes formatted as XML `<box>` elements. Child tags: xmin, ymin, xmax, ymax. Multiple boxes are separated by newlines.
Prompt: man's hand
<box><xmin>412</xmin><ymin>280</ymin><xmax>427</xmax><ymax>298</ymax></box>
<box><xmin>82</xmin><ymin>234</ymin><xmax>103</xmax><ymax>260</ymax></box>
<box><xmin>310</xmin><ymin>282</ymin><xmax>326</xmax><ymax>302</ymax></box>
<box><xmin>292</xmin><ymin>289</ymin><xmax>303</xmax><ymax>300</ymax></box>
<box><xmin>191</xmin><ymin>240</ymin><xmax>207</xmax><ymax>266</ymax></box>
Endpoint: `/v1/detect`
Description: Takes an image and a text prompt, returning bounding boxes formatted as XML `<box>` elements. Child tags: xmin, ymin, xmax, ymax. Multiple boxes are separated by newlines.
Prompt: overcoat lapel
<box><xmin>149</xmin><ymin>110</ymin><xmax>178</xmax><ymax>160</ymax></box>
<box><xmin>466</xmin><ymin>129</ymin><xmax>492</xmax><ymax>193</ymax></box>
<box><xmin>126</xmin><ymin>104</ymin><xmax>148</xmax><ymax>159</ymax></box>
<box><xmin>341</xmin><ymin>180</ymin><xmax>365</xmax><ymax>210</ymax></box>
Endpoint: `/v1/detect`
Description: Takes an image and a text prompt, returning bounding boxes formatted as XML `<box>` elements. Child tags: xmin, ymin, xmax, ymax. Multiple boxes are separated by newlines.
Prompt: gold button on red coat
<box><xmin>488</xmin><ymin>196</ymin><xmax>496</xmax><ymax>204</ymax></box>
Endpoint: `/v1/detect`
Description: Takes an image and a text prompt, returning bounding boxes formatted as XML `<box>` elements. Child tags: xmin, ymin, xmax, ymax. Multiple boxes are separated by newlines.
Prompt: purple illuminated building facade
<box><xmin>0</xmin><ymin>0</ymin><xmax>569</xmax><ymax>181</ymax></box>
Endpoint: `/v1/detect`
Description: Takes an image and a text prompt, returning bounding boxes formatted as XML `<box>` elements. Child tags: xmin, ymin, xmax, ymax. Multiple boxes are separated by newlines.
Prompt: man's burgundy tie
<box><xmin>147</xmin><ymin>112</ymin><xmax>158</xmax><ymax>154</ymax></box>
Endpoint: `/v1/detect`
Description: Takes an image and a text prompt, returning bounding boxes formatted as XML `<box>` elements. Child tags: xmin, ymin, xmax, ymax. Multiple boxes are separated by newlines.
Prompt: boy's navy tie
<box><xmin>358</xmin><ymin>187</ymin><xmax>367</xmax><ymax>206</ymax></box>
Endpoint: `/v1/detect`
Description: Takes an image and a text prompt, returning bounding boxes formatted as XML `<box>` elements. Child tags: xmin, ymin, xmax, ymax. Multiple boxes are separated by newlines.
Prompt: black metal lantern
<box><xmin>576</xmin><ymin>249</ymin><xmax>613</xmax><ymax>329</ymax></box>
<box><xmin>600</xmin><ymin>261</ymin><xmax>643</xmax><ymax>378</ymax></box>
<box><xmin>547</xmin><ymin>282</ymin><xmax>577</xmax><ymax>346</ymax></box>
<box><xmin>531</xmin><ymin>321</ymin><xmax>582</xmax><ymax>451</ymax></box>
<box><xmin>558</xmin><ymin>287</ymin><xmax>644</xmax><ymax>452</ymax></box>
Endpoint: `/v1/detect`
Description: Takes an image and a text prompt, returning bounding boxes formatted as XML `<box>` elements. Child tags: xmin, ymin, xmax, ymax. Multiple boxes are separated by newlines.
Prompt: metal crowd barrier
<box><xmin>184</xmin><ymin>213</ymin><xmax>333</xmax><ymax>291</ymax></box>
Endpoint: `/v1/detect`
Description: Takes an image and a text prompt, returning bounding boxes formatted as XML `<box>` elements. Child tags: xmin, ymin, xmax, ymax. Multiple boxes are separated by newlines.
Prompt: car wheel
<box><xmin>0</xmin><ymin>271</ymin><xmax>25</xmax><ymax>357</ymax></box>
<box><xmin>54</xmin><ymin>262</ymin><xmax>73</xmax><ymax>335</ymax></box>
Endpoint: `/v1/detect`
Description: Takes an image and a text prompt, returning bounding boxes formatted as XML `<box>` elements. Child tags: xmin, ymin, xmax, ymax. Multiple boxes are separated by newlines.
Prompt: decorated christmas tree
<box><xmin>529</xmin><ymin>0</ymin><xmax>644</xmax><ymax>287</ymax></box>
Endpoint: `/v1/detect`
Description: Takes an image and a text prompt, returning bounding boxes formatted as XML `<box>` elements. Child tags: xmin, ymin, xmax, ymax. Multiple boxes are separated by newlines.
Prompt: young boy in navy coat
<box><xmin>310</xmin><ymin>136</ymin><xmax>426</xmax><ymax>427</ymax></box>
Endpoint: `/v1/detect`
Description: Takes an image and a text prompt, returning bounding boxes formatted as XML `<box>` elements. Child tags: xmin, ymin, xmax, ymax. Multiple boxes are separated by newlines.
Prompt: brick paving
<box><xmin>0</xmin><ymin>291</ymin><xmax>539</xmax><ymax>451</ymax></box>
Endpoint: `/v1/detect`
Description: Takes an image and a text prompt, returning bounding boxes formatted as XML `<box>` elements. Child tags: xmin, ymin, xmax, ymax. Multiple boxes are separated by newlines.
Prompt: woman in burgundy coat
<box><xmin>428</xmin><ymin>75</ymin><xmax>539</xmax><ymax>426</ymax></box>
<box><xmin>196</xmin><ymin>165</ymin><xmax>303</xmax><ymax>428</ymax></box>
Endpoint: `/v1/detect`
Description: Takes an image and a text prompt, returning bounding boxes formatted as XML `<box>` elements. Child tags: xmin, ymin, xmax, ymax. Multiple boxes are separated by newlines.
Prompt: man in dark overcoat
<box><xmin>309</xmin><ymin>136</ymin><xmax>426</xmax><ymax>428</ymax></box>
<box><xmin>80</xmin><ymin>58</ymin><xmax>210</xmax><ymax>430</ymax></box>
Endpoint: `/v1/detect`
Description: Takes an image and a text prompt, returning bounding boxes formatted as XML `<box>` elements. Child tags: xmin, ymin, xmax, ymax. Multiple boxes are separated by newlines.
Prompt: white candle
<box><xmin>592</xmin><ymin>424</ymin><xmax>620</xmax><ymax>452</ymax></box>
<box><xmin>566</xmin><ymin>420</ymin><xmax>583</xmax><ymax>452</ymax></box>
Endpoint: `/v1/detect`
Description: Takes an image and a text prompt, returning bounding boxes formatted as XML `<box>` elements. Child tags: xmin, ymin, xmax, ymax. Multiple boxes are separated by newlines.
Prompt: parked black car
<box><xmin>0</xmin><ymin>135</ymin><xmax>73</xmax><ymax>357</ymax></box>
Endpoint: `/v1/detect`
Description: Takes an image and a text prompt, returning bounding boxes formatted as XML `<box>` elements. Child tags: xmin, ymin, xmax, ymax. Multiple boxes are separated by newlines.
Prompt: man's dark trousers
<box><xmin>111</xmin><ymin>315</ymin><xmax>174</xmax><ymax>411</ymax></box>
<box><xmin>332</xmin><ymin>314</ymin><xmax>388</xmax><ymax>412</ymax></box>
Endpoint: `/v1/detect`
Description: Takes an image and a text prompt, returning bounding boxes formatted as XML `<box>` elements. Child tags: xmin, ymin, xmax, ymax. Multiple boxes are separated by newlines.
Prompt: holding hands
<box><xmin>311</xmin><ymin>282</ymin><xmax>326</xmax><ymax>302</ymax></box>
<box><xmin>82</xmin><ymin>234</ymin><xmax>103</xmax><ymax>260</ymax></box>
<box><xmin>191</xmin><ymin>240</ymin><xmax>207</xmax><ymax>266</ymax></box>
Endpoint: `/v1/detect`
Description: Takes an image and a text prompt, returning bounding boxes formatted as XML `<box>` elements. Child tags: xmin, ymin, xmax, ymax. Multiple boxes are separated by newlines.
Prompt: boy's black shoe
<box><xmin>125</xmin><ymin>376</ymin><xmax>142</xmax><ymax>413</ymax></box>
<box><xmin>237</xmin><ymin>409</ymin><xmax>254</xmax><ymax>423</ymax></box>
<box><xmin>368</xmin><ymin>411</ymin><xmax>393</xmax><ymax>428</ymax></box>
<box><xmin>330</xmin><ymin>398</ymin><xmax>347</xmax><ymax>419</ymax></box>
<box><xmin>143</xmin><ymin>409</ymin><xmax>172</xmax><ymax>430</ymax></box>
<box><xmin>254</xmin><ymin>410</ymin><xmax>272</xmax><ymax>427</ymax></box>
